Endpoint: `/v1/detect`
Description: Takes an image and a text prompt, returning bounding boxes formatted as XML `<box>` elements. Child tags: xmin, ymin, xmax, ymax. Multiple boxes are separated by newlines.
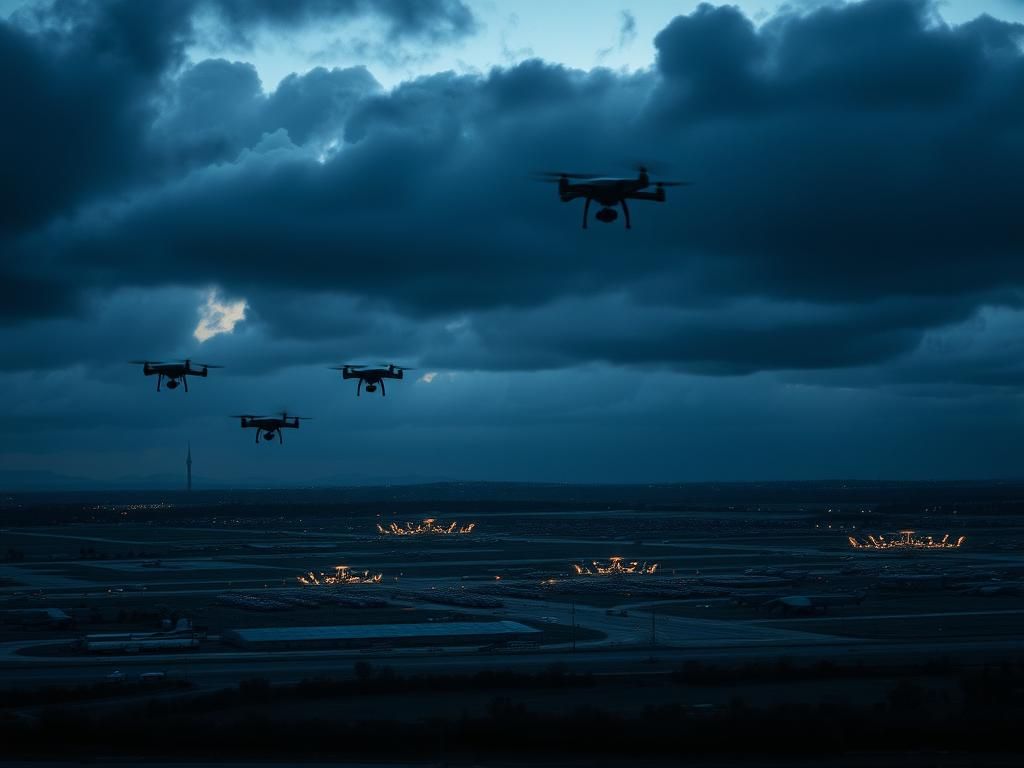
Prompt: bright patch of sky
<box><xmin>194</xmin><ymin>289</ymin><xmax>247</xmax><ymax>342</ymax></box>
<box><xmin>182</xmin><ymin>0</ymin><xmax>1024</xmax><ymax>92</ymax></box>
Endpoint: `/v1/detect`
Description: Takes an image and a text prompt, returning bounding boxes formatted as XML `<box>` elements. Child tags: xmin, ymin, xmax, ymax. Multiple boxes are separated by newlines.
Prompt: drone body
<box><xmin>130</xmin><ymin>359</ymin><xmax>223</xmax><ymax>391</ymax></box>
<box><xmin>232</xmin><ymin>412</ymin><xmax>311</xmax><ymax>444</ymax></box>
<box><xmin>538</xmin><ymin>167</ymin><xmax>689</xmax><ymax>229</ymax></box>
<box><xmin>331</xmin><ymin>363</ymin><xmax>413</xmax><ymax>397</ymax></box>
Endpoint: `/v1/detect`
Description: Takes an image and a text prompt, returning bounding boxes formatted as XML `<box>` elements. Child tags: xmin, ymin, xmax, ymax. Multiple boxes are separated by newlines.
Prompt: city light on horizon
<box><xmin>847</xmin><ymin>530</ymin><xmax>966</xmax><ymax>550</ymax></box>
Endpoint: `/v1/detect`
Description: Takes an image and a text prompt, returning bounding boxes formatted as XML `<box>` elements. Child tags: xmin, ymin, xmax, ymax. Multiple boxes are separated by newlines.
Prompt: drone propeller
<box><xmin>630</xmin><ymin>160</ymin><xmax>691</xmax><ymax>186</ymax></box>
<box><xmin>632</xmin><ymin>160</ymin><xmax>674</xmax><ymax>175</ymax></box>
<box><xmin>376</xmin><ymin>363</ymin><xmax>415</xmax><ymax>370</ymax></box>
<box><xmin>179</xmin><ymin>359</ymin><xmax>224</xmax><ymax>368</ymax></box>
<box><xmin>533</xmin><ymin>171</ymin><xmax>604</xmax><ymax>181</ymax></box>
<box><xmin>330</xmin><ymin>363</ymin><xmax>366</xmax><ymax>370</ymax></box>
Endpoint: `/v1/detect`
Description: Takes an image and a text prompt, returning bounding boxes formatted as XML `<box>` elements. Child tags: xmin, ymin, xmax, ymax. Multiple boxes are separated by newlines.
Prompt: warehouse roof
<box><xmin>226</xmin><ymin>620</ymin><xmax>540</xmax><ymax>643</ymax></box>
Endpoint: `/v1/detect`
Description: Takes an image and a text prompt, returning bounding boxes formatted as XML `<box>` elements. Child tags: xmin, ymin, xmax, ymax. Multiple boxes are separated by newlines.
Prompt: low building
<box><xmin>223</xmin><ymin>620</ymin><xmax>541</xmax><ymax>650</ymax></box>
<box><xmin>80</xmin><ymin>628</ymin><xmax>199</xmax><ymax>653</ymax></box>
<box><xmin>82</xmin><ymin>635</ymin><xmax>200</xmax><ymax>653</ymax></box>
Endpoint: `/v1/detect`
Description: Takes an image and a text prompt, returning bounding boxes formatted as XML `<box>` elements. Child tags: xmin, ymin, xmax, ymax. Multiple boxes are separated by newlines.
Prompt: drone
<box><xmin>536</xmin><ymin>166</ymin><xmax>690</xmax><ymax>229</ymax></box>
<box><xmin>231</xmin><ymin>412</ymin><xmax>311</xmax><ymax>444</ymax></box>
<box><xmin>330</xmin><ymin>363</ymin><xmax>414</xmax><ymax>397</ymax></box>
<box><xmin>129</xmin><ymin>359</ymin><xmax>223</xmax><ymax>392</ymax></box>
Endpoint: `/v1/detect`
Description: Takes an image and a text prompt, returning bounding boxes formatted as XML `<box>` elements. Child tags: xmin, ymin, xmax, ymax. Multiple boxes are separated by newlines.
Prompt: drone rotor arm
<box><xmin>624</xmin><ymin>190</ymin><xmax>666</xmax><ymax>201</ymax></box>
<box><xmin>533</xmin><ymin>170</ymin><xmax>605</xmax><ymax>180</ymax></box>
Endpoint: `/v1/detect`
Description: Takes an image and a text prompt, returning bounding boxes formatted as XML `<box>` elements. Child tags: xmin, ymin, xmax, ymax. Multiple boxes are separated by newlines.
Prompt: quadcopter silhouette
<box><xmin>330</xmin><ymin>363</ymin><xmax>414</xmax><ymax>397</ymax></box>
<box><xmin>129</xmin><ymin>359</ymin><xmax>223</xmax><ymax>392</ymax></box>
<box><xmin>231</xmin><ymin>412</ymin><xmax>311</xmax><ymax>444</ymax></box>
<box><xmin>536</xmin><ymin>166</ymin><xmax>690</xmax><ymax>229</ymax></box>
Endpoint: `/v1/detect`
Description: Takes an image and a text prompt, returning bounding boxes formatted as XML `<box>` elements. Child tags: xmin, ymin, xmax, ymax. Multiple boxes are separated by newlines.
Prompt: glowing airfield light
<box><xmin>376</xmin><ymin>519</ymin><xmax>477</xmax><ymax>536</ymax></box>
<box><xmin>847</xmin><ymin>530</ymin><xmax>966</xmax><ymax>550</ymax></box>
<box><xmin>572</xmin><ymin>556</ymin><xmax>659</xmax><ymax>575</ymax></box>
<box><xmin>296</xmin><ymin>565</ymin><xmax>383</xmax><ymax>585</ymax></box>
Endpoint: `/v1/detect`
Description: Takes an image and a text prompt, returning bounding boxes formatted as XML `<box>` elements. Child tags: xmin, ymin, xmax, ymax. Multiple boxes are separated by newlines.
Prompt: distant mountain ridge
<box><xmin>4</xmin><ymin>476</ymin><xmax>1024</xmax><ymax>508</ymax></box>
<box><xmin>0</xmin><ymin>469</ymin><xmax>453</xmax><ymax>493</ymax></box>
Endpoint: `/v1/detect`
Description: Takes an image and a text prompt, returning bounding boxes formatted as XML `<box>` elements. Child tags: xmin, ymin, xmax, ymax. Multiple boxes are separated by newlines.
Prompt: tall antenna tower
<box><xmin>186</xmin><ymin>442</ymin><xmax>192</xmax><ymax>492</ymax></box>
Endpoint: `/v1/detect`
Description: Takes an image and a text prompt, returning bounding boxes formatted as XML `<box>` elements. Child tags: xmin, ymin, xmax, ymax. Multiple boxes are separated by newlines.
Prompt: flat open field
<box><xmin>0</xmin><ymin>485</ymin><xmax>1021</xmax><ymax>688</ymax></box>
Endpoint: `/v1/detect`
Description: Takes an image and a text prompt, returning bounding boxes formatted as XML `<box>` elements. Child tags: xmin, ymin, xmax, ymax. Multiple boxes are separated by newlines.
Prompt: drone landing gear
<box><xmin>182</xmin><ymin>376</ymin><xmax>188</xmax><ymax>393</ymax></box>
<box><xmin>620</xmin><ymin>198</ymin><xmax>631</xmax><ymax>230</ymax></box>
<box><xmin>357</xmin><ymin>379</ymin><xmax>362</xmax><ymax>397</ymax></box>
<box><xmin>582</xmin><ymin>197</ymin><xmax>591</xmax><ymax>229</ymax></box>
<box><xmin>380</xmin><ymin>380</ymin><xmax>386</xmax><ymax>397</ymax></box>
<box><xmin>156</xmin><ymin>374</ymin><xmax>162</xmax><ymax>392</ymax></box>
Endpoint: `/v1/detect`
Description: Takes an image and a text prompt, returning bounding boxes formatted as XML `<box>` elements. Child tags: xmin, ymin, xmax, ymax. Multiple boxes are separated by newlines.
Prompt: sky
<box><xmin>2</xmin><ymin>0</ymin><xmax>1024</xmax><ymax>488</ymax></box>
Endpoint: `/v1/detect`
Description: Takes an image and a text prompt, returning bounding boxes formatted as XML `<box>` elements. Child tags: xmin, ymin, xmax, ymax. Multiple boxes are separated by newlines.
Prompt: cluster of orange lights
<box><xmin>848</xmin><ymin>530</ymin><xmax>966</xmax><ymax>550</ymax></box>
<box><xmin>572</xmin><ymin>556</ymin><xmax>659</xmax><ymax>575</ymax></box>
<box><xmin>296</xmin><ymin>565</ymin><xmax>383</xmax><ymax>585</ymax></box>
<box><xmin>376</xmin><ymin>518</ymin><xmax>476</xmax><ymax>536</ymax></box>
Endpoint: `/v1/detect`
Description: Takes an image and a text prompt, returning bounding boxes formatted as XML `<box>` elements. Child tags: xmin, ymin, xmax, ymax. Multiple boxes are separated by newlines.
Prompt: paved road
<box><xmin>487</xmin><ymin>595</ymin><xmax>829</xmax><ymax>648</ymax></box>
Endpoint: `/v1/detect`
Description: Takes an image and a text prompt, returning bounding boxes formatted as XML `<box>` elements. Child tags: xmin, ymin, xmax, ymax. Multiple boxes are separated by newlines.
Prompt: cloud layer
<box><xmin>2</xmin><ymin>0</ymin><xmax>1023</xmax><ymax>482</ymax></box>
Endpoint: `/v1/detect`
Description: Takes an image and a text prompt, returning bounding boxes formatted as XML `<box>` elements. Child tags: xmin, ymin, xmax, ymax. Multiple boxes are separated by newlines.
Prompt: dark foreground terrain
<box><xmin>2</xmin><ymin>481</ymin><xmax>1023</xmax><ymax>763</ymax></box>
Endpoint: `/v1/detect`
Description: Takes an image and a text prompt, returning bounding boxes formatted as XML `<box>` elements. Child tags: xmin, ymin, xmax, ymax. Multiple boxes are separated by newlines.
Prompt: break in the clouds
<box><xmin>194</xmin><ymin>289</ymin><xmax>247</xmax><ymax>342</ymax></box>
<box><xmin>1</xmin><ymin>0</ymin><xmax>1024</xmax><ymax>483</ymax></box>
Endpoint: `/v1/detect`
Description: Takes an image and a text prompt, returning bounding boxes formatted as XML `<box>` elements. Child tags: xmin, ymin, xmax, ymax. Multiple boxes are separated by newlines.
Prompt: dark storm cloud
<box><xmin>433</xmin><ymin>294</ymin><xmax>985</xmax><ymax>374</ymax></box>
<box><xmin>0</xmin><ymin>271</ymin><xmax>81</xmax><ymax>325</ymax></box>
<box><xmin>154</xmin><ymin>60</ymin><xmax>380</xmax><ymax>169</ymax></box>
<box><xmin>646</xmin><ymin>1</ymin><xmax>1024</xmax><ymax>302</ymax></box>
<box><xmin>267</xmin><ymin>66</ymin><xmax>380</xmax><ymax>144</ymax></box>
<box><xmin>204</xmin><ymin>0</ymin><xmax>475</xmax><ymax>42</ymax></box>
<box><xmin>0</xmin><ymin>0</ymin><xmax>468</xmax><ymax>234</ymax></box>
<box><xmin>3</xmin><ymin>0</ymin><xmax>1024</xmax><ymax>383</ymax></box>
<box><xmin>791</xmin><ymin>303</ymin><xmax>1024</xmax><ymax>396</ymax></box>
<box><xmin>0</xmin><ymin>0</ymin><xmax>191</xmax><ymax>233</ymax></box>
<box><xmin>0</xmin><ymin>288</ymin><xmax>206</xmax><ymax>372</ymax></box>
